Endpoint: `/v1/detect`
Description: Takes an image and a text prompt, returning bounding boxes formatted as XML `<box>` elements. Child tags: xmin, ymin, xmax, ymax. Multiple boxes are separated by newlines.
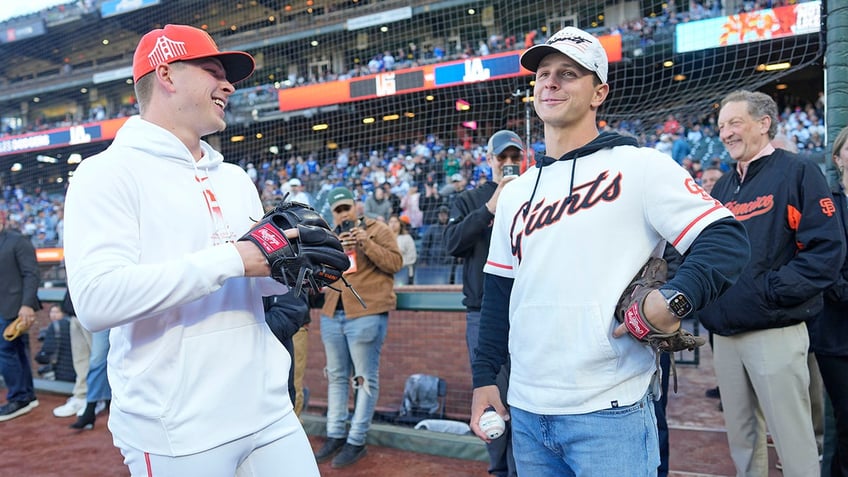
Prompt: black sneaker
<box><xmin>314</xmin><ymin>437</ymin><xmax>346</xmax><ymax>463</ymax></box>
<box><xmin>0</xmin><ymin>399</ymin><xmax>39</xmax><ymax>422</ymax></box>
<box><xmin>705</xmin><ymin>386</ymin><xmax>720</xmax><ymax>399</ymax></box>
<box><xmin>331</xmin><ymin>443</ymin><xmax>367</xmax><ymax>468</ymax></box>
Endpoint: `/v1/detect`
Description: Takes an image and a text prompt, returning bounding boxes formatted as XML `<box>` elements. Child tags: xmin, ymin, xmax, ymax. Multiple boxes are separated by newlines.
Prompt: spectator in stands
<box><xmin>381</xmin><ymin>181</ymin><xmax>403</xmax><ymax>217</ymax></box>
<box><xmin>420</xmin><ymin>205</ymin><xmax>452</xmax><ymax>266</ymax></box>
<box><xmin>0</xmin><ymin>209</ymin><xmax>40</xmax><ymax>422</ymax></box>
<box><xmin>655</xmin><ymin>133</ymin><xmax>673</xmax><ymax>156</ymax></box>
<box><xmin>443</xmin><ymin>148</ymin><xmax>461</xmax><ymax>180</ymax></box>
<box><xmin>62</xmin><ymin>24</ymin><xmax>318</xmax><ymax>475</ymax></box>
<box><xmin>288</xmin><ymin>178</ymin><xmax>312</xmax><ymax>205</ymax></box>
<box><xmin>363</xmin><ymin>186</ymin><xmax>392</xmax><ymax>222</ymax></box>
<box><xmin>700</xmin><ymin>166</ymin><xmax>723</xmax><ymax>195</ymax></box>
<box><xmin>400</xmin><ymin>183</ymin><xmax>423</xmax><ymax>231</ymax></box>
<box><xmin>419</xmin><ymin>176</ymin><xmax>444</xmax><ymax>232</ymax></box>
<box><xmin>700</xmin><ymin>90</ymin><xmax>844</xmax><ymax>477</ymax></box>
<box><xmin>388</xmin><ymin>214</ymin><xmax>416</xmax><ymax>285</ymax></box>
<box><xmin>672</xmin><ymin>127</ymin><xmax>691</xmax><ymax>164</ymax></box>
<box><xmin>315</xmin><ymin>187</ymin><xmax>402</xmax><ymax>468</ymax></box>
<box><xmin>440</xmin><ymin>173</ymin><xmax>468</xmax><ymax>211</ymax></box>
<box><xmin>445</xmin><ymin>129</ymin><xmax>524</xmax><ymax>477</ymax></box>
<box><xmin>261</xmin><ymin>179</ymin><xmax>279</xmax><ymax>202</ymax></box>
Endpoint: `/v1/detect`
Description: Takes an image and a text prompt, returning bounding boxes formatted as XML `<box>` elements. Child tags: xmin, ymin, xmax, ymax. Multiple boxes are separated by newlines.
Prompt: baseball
<box><xmin>479</xmin><ymin>410</ymin><xmax>506</xmax><ymax>439</ymax></box>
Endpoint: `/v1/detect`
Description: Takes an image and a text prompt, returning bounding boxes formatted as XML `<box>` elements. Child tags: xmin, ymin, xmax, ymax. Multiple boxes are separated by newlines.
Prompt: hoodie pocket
<box><xmin>510</xmin><ymin>302</ymin><xmax>617</xmax><ymax>390</ymax></box>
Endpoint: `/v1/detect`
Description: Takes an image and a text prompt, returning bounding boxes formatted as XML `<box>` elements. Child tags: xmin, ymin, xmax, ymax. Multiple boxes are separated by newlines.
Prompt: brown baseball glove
<box><xmin>3</xmin><ymin>316</ymin><xmax>31</xmax><ymax>341</ymax></box>
<box><xmin>615</xmin><ymin>257</ymin><xmax>705</xmax><ymax>352</ymax></box>
<box><xmin>615</xmin><ymin>257</ymin><xmax>707</xmax><ymax>392</ymax></box>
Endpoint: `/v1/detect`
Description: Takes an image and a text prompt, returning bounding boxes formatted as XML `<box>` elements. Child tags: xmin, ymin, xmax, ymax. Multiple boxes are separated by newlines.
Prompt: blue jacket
<box><xmin>699</xmin><ymin>149</ymin><xmax>846</xmax><ymax>336</ymax></box>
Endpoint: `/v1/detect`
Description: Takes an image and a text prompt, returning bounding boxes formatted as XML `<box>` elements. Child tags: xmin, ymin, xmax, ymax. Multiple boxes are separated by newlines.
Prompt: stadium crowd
<box><xmin>2</xmin><ymin>0</ymin><xmax>814</xmax><ymax>139</ymax></box>
<box><xmin>0</xmin><ymin>91</ymin><xmax>829</xmax><ymax>282</ymax></box>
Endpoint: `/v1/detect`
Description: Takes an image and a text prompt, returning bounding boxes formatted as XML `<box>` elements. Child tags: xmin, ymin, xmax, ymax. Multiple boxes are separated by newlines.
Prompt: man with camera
<box><xmin>314</xmin><ymin>186</ymin><xmax>403</xmax><ymax>469</ymax></box>
<box><xmin>444</xmin><ymin>129</ymin><xmax>524</xmax><ymax>477</ymax></box>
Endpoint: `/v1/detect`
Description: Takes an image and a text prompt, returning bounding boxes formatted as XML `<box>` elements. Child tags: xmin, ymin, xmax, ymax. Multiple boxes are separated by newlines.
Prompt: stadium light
<box><xmin>37</xmin><ymin>155</ymin><xmax>59</xmax><ymax>164</ymax></box>
<box><xmin>11</xmin><ymin>163</ymin><xmax>22</xmax><ymax>172</ymax></box>
<box><xmin>67</xmin><ymin>154</ymin><xmax>82</xmax><ymax>164</ymax></box>
<box><xmin>757</xmin><ymin>62</ymin><xmax>791</xmax><ymax>72</ymax></box>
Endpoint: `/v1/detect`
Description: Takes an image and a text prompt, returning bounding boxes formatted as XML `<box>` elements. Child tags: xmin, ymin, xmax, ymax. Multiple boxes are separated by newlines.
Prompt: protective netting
<box><xmin>0</xmin><ymin>0</ymin><xmax>824</xmax><ymax>276</ymax></box>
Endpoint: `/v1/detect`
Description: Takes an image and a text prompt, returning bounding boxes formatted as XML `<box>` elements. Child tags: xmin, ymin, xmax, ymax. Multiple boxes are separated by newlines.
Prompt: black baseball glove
<box><xmin>240</xmin><ymin>200</ymin><xmax>351</xmax><ymax>297</ymax></box>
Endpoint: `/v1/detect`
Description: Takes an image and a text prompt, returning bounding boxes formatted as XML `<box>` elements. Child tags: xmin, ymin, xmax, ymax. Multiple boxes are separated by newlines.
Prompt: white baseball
<box><xmin>479</xmin><ymin>410</ymin><xmax>505</xmax><ymax>439</ymax></box>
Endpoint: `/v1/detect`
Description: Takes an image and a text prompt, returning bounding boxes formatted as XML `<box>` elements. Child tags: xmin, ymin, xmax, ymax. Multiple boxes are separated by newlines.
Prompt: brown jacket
<box><xmin>321</xmin><ymin>217</ymin><xmax>403</xmax><ymax>319</ymax></box>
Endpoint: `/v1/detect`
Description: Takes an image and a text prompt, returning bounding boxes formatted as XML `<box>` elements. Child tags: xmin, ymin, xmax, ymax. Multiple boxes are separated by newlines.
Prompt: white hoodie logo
<box><xmin>147</xmin><ymin>36</ymin><xmax>188</xmax><ymax>69</ymax></box>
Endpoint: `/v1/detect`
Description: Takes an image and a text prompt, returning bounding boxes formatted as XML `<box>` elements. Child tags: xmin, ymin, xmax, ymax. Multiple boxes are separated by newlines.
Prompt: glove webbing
<box><xmin>294</xmin><ymin>265</ymin><xmax>367</xmax><ymax>309</ymax></box>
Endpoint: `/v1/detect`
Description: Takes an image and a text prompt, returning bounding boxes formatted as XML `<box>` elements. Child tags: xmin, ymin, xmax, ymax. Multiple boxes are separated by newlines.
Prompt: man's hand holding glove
<box><xmin>613</xmin><ymin>257</ymin><xmax>706</xmax><ymax>391</ymax></box>
<box><xmin>240</xmin><ymin>201</ymin><xmax>352</xmax><ymax>298</ymax></box>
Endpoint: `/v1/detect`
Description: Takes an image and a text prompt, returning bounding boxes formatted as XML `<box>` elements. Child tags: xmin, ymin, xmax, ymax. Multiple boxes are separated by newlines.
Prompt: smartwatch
<box><xmin>658</xmin><ymin>288</ymin><xmax>693</xmax><ymax>319</ymax></box>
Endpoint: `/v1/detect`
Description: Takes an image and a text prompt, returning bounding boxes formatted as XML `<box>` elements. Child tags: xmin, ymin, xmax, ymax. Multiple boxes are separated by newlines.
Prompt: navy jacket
<box><xmin>0</xmin><ymin>228</ymin><xmax>40</xmax><ymax>321</ymax></box>
<box><xmin>699</xmin><ymin>149</ymin><xmax>846</xmax><ymax>336</ymax></box>
<box><xmin>808</xmin><ymin>187</ymin><xmax>848</xmax><ymax>356</ymax></box>
<box><xmin>444</xmin><ymin>181</ymin><xmax>497</xmax><ymax>311</ymax></box>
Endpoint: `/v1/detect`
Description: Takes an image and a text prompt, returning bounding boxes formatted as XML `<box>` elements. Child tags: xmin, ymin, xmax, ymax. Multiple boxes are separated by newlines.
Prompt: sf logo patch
<box><xmin>820</xmin><ymin>198</ymin><xmax>836</xmax><ymax>217</ymax></box>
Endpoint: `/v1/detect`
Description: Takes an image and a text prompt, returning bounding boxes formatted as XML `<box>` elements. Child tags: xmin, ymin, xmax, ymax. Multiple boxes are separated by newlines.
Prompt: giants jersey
<box><xmin>484</xmin><ymin>145</ymin><xmax>733</xmax><ymax>414</ymax></box>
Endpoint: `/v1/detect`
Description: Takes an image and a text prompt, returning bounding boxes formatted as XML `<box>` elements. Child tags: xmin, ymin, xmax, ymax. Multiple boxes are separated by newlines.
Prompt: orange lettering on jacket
<box><xmin>723</xmin><ymin>195</ymin><xmax>774</xmax><ymax>221</ymax></box>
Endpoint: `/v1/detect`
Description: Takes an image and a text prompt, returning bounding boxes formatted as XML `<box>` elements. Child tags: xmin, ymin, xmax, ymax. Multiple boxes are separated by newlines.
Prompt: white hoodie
<box><xmin>64</xmin><ymin>116</ymin><xmax>292</xmax><ymax>456</ymax></box>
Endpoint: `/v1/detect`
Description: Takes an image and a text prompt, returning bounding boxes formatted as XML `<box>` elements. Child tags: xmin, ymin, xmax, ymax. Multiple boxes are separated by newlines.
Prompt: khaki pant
<box><xmin>292</xmin><ymin>326</ymin><xmax>308</xmax><ymax>416</ymax></box>
<box><xmin>69</xmin><ymin>316</ymin><xmax>92</xmax><ymax>400</ymax></box>
<box><xmin>714</xmin><ymin>323</ymin><xmax>819</xmax><ymax>477</ymax></box>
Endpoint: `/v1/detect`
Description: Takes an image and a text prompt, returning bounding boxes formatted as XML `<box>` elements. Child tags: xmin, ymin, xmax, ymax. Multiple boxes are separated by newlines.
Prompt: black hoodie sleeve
<box><xmin>666</xmin><ymin>217</ymin><xmax>750</xmax><ymax>311</ymax></box>
<box><xmin>263</xmin><ymin>294</ymin><xmax>310</xmax><ymax>345</ymax></box>
<box><xmin>471</xmin><ymin>273</ymin><xmax>512</xmax><ymax>388</ymax></box>
<box><xmin>445</xmin><ymin>188</ymin><xmax>494</xmax><ymax>258</ymax></box>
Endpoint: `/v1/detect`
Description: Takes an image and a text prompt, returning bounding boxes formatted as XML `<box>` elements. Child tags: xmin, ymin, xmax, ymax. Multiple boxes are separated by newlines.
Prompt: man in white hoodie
<box><xmin>63</xmin><ymin>24</ymin><xmax>319</xmax><ymax>476</ymax></box>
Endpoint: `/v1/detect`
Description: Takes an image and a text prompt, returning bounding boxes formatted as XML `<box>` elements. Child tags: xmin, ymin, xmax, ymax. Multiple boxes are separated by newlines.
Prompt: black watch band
<box><xmin>658</xmin><ymin>288</ymin><xmax>693</xmax><ymax>319</ymax></box>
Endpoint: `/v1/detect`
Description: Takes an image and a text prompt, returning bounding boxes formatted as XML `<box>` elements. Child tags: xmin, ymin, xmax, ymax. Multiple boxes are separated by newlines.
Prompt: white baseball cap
<box><xmin>288</xmin><ymin>178</ymin><xmax>302</xmax><ymax>187</ymax></box>
<box><xmin>520</xmin><ymin>26</ymin><xmax>608</xmax><ymax>84</ymax></box>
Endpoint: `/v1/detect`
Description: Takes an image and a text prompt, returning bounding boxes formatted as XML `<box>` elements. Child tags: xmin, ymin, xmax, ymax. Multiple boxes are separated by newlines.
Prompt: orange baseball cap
<box><xmin>132</xmin><ymin>24</ymin><xmax>255</xmax><ymax>84</ymax></box>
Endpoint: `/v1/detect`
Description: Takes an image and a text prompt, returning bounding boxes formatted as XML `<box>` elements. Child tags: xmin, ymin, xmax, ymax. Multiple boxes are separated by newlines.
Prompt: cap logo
<box><xmin>147</xmin><ymin>35</ymin><xmax>188</xmax><ymax>69</ymax></box>
<box><xmin>547</xmin><ymin>33</ymin><xmax>593</xmax><ymax>51</ymax></box>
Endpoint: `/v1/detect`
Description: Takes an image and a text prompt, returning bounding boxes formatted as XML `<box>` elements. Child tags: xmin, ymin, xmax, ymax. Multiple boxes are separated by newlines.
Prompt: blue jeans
<box><xmin>321</xmin><ymin>311</ymin><xmax>388</xmax><ymax>446</ymax></box>
<box><xmin>0</xmin><ymin>316</ymin><xmax>35</xmax><ymax>403</ymax></box>
<box><xmin>510</xmin><ymin>393</ymin><xmax>660</xmax><ymax>477</ymax></box>
<box><xmin>87</xmin><ymin>330</ymin><xmax>111</xmax><ymax>402</ymax></box>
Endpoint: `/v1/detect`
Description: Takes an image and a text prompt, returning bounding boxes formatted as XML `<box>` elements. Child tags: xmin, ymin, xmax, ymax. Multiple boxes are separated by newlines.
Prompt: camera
<box><xmin>339</xmin><ymin>219</ymin><xmax>355</xmax><ymax>233</ymax></box>
<box><xmin>339</xmin><ymin>219</ymin><xmax>361</xmax><ymax>234</ymax></box>
<box><xmin>502</xmin><ymin>164</ymin><xmax>520</xmax><ymax>177</ymax></box>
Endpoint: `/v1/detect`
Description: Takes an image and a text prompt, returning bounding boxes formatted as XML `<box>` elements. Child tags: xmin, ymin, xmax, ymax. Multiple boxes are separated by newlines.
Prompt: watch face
<box><xmin>666</xmin><ymin>292</ymin><xmax>693</xmax><ymax>318</ymax></box>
